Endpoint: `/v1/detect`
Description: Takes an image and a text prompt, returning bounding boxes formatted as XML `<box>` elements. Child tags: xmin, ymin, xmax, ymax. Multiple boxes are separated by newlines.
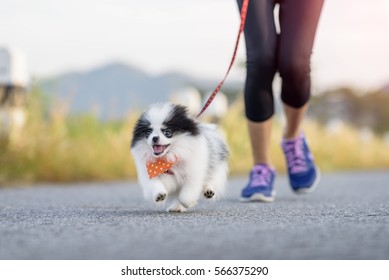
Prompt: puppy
<box><xmin>130</xmin><ymin>103</ymin><xmax>229</xmax><ymax>212</ymax></box>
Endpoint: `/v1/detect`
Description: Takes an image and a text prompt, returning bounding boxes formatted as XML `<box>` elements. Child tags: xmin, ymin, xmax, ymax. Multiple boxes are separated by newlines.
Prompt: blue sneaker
<box><xmin>240</xmin><ymin>164</ymin><xmax>276</xmax><ymax>202</ymax></box>
<box><xmin>281</xmin><ymin>133</ymin><xmax>320</xmax><ymax>194</ymax></box>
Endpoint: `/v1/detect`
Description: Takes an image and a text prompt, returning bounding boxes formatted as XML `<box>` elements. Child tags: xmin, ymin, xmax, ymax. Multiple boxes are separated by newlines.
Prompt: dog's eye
<box><xmin>145</xmin><ymin>129</ymin><xmax>152</xmax><ymax>138</ymax></box>
<box><xmin>163</xmin><ymin>129</ymin><xmax>173</xmax><ymax>138</ymax></box>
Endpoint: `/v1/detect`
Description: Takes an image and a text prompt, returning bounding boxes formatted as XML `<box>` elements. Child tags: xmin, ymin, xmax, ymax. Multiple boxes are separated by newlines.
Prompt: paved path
<box><xmin>1</xmin><ymin>171</ymin><xmax>389</xmax><ymax>260</ymax></box>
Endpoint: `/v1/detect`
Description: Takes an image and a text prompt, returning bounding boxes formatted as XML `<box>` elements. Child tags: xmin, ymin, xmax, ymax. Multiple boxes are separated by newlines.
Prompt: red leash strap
<box><xmin>196</xmin><ymin>0</ymin><xmax>249</xmax><ymax>118</ymax></box>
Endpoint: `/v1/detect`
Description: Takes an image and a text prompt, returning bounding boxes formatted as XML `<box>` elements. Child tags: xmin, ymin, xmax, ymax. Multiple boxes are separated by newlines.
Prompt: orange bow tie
<box><xmin>146</xmin><ymin>157</ymin><xmax>178</xmax><ymax>179</ymax></box>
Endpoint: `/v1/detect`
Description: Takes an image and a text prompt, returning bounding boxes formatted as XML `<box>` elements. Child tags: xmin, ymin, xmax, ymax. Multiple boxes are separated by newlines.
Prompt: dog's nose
<box><xmin>152</xmin><ymin>136</ymin><xmax>159</xmax><ymax>144</ymax></box>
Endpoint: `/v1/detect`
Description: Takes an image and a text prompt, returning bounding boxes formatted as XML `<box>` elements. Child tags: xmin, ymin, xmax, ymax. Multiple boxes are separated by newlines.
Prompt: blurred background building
<box><xmin>0</xmin><ymin>47</ymin><xmax>29</xmax><ymax>139</ymax></box>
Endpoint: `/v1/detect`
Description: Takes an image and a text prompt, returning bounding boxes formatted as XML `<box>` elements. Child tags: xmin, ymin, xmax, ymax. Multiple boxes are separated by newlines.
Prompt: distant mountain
<box><xmin>39</xmin><ymin>62</ymin><xmax>242</xmax><ymax>119</ymax></box>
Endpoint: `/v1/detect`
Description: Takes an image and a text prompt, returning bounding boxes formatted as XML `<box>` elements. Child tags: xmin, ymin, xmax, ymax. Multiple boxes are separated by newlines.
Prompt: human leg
<box><xmin>238</xmin><ymin>0</ymin><xmax>278</xmax><ymax>123</ymax></box>
<box><xmin>283</xmin><ymin>103</ymin><xmax>308</xmax><ymax>139</ymax></box>
<box><xmin>237</xmin><ymin>0</ymin><xmax>278</xmax><ymax>165</ymax></box>
<box><xmin>277</xmin><ymin>0</ymin><xmax>324</xmax><ymax>191</ymax></box>
<box><xmin>278</xmin><ymin>0</ymin><xmax>324</xmax><ymax>111</ymax></box>
<box><xmin>247</xmin><ymin>118</ymin><xmax>272</xmax><ymax>165</ymax></box>
<box><xmin>237</xmin><ymin>0</ymin><xmax>278</xmax><ymax>201</ymax></box>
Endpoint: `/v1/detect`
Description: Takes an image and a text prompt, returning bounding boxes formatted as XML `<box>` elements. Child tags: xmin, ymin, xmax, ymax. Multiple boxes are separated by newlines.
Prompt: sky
<box><xmin>1</xmin><ymin>0</ymin><xmax>389</xmax><ymax>91</ymax></box>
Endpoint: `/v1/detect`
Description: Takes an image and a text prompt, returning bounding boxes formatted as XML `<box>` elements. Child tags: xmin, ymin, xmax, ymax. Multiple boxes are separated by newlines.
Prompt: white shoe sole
<box><xmin>240</xmin><ymin>191</ymin><xmax>276</xmax><ymax>202</ymax></box>
<box><xmin>294</xmin><ymin>168</ymin><xmax>321</xmax><ymax>194</ymax></box>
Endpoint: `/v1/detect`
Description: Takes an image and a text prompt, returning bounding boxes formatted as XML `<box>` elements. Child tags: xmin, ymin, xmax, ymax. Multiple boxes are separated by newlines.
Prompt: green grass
<box><xmin>1</xmin><ymin>91</ymin><xmax>389</xmax><ymax>185</ymax></box>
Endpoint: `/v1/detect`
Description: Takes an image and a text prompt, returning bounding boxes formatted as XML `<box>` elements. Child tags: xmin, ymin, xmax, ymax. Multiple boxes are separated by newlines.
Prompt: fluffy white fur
<box><xmin>131</xmin><ymin>103</ymin><xmax>229</xmax><ymax>212</ymax></box>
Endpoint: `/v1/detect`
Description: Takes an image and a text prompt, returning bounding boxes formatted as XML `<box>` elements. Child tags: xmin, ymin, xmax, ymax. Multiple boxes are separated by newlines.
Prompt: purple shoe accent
<box><xmin>281</xmin><ymin>133</ymin><xmax>312</xmax><ymax>174</ymax></box>
<box><xmin>250</xmin><ymin>164</ymin><xmax>275</xmax><ymax>188</ymax></box>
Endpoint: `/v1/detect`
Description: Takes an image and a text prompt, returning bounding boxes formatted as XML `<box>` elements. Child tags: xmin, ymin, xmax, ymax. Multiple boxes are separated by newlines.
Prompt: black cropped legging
<box><xmin>237</xmin><ymin>0</ymin><xmax>324</xmax><ymax>122</ymax></box>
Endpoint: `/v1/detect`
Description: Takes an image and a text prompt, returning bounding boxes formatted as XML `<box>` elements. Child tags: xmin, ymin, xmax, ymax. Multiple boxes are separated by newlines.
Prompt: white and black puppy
<box><xmin>130</xmin><ymin>103</ymin><xmax>229</xmax><ymax>212</ymax></box>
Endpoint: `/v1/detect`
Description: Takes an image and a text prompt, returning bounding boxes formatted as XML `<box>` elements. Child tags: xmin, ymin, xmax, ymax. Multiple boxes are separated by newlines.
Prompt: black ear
<box><xmin>163</xmin><ymin>104</ymin><xmax>200</xmax><ymax>136</ymax></box>
<box><xmin>131</xmin><ymin>114</ymin><xmax>151</xmax><ymax>147</ymax></box>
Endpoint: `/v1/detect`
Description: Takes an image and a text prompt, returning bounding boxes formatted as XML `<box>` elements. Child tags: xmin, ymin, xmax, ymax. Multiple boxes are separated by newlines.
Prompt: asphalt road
<box><xmin>0</xmin><ymin>171</ymin><xmax>388</xmax><ymax>260</ymax></box>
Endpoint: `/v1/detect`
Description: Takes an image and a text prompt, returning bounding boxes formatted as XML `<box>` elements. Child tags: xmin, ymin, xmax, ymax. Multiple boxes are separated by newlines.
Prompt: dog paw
<box><xmin>203</xmin><ymin>189</ymin><xmax>215</xmax><ymax>199</ymax></box>
<box><xmin>167</xmin><ymin>203</ymin><xmax>186</xmax><ymax>213</ymax></box>
<box><xmin>155</xmin><ymin>193</ymin><xmax>167</xmax><ymax>202</ymax></box>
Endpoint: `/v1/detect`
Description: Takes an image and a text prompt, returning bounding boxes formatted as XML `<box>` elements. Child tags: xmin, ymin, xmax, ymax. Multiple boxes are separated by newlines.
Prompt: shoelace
<box><xmin>250</xmin><ymin>165</ymin><xmax>272</xmax><ymax>187</ymax></box>
<box><xmin>283</xmin><ymin>137</ymin><xmax>308</xmax><ymax>174</ymax></box>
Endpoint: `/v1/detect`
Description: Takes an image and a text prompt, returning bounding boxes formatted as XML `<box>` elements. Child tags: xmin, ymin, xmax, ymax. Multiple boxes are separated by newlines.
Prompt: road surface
<box><xmin>0</xmin><ymin>171</ymin><xmax>388</xmax><ymax>259</ymax></box>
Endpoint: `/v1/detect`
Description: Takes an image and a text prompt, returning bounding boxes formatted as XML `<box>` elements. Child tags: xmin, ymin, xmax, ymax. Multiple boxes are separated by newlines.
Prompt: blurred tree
<box><xmin>309</xmin><ymin>87</ymin><xmax>389</xmax><ymax>135</ymax></box>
